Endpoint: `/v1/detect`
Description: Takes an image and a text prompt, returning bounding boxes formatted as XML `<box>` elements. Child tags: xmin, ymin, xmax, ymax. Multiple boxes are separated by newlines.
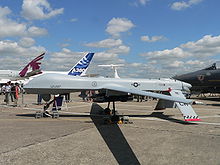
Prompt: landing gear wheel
<box><xmin>52</xmin><ymin>111</ymin><xmax>59</xmax><ymax>118</ymax></box>
<box><xmin>35</xmin><ymin>111</ymin><xmax>43</xmax><ymax>119</ymax></box>
<box><xmin>104</xmin><ymin>108</ymin><xmax>111</xmax><ymax>115</ymax></box>
<box><xmin>111</xmin><ymin>115</ymin><xmax>120</xmax><ymax>123</ymax></box>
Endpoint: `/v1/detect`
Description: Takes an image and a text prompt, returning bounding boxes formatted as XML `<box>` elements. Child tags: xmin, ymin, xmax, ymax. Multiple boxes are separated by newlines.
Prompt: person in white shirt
<box><xmin>3</xmin><ymin>82</ymin><xmax>11</xmax><ymax>105</ymax></box>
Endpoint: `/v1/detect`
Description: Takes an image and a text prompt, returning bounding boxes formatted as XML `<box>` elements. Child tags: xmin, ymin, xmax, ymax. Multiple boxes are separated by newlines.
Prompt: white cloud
<box><xmin>0</xmin><ymin>7</ymin><xmax>26</xmax><ymax>38</ymax></box>
<box><xmin>171</xmin><ymin>1</ymin><xmax>189</xmax><ymax>10</ymax></box>
<box><xmin>140</xmin><ymin>35</ymin><xmax>220</xmax><ymax>77</ymax></box>
<box><xmin>186</xmin><ymin>60</ymin><xmax>204</xmax><ymax>65</ymax></box>
<box><xmin>131</xmin><ymin>0</ymin><xmax>149</xmax><ymax>7</ymax></box>
<box><xmin>85</xmin><ymin>39</ymin><xmax>123</xmax><ymax>48</ymax></box>
<box><xmin>18</xmin><ymin>37</ymin><xmax>35</xmax><ymax>48</ymax></box>
<box><xmin>107</xmin><ymin>45</ymin><xmax>130</xmax><ymax>54</ymax></box>
<box><xmin>180</xmin><ymin>35</ymin><xmax>220</xmax><ymax>57</ymax></box>
<box><xmin>130</xmin><ymin>62</ymin><xmax>142</xmax><ymax>67</ymax></box>
<box><xmin>0</xmin><ymin>40</ymin><xmax>45</xmax><ymax>57</ymax></box>
<box><xmin>0</xmin><ymin>40</ymin><xmax>45</xmax><ymax>70</ymax></box>
<box><xmin>21</xmin><ymin>0</ymin><xmax>64</xmax><ymax>20</ymax></box>
<box><xmin>95</xmin><ymin>52</ymin><xmax>118</xmax><ymax>60</ymax></box>
<box><xmin>85</xmin><ymin>38</ymin><xmax>130</xmax><ymax>55</ymax></box>
<box><xmin>139</xmin><ymin>0</ymin><xmax>149</xmax><ymax>5</ymax></box>
<box><xmin>171</xmin><ymin>0</ymin><xmax>203</xmax><ymax>10</ymax></box>
<box><xmin>0</xmin><ymin>6</ymin><xmax>48</xmax><ymax>38</ymax></box>
<box><xmin>169</xmin><ymin>60</ymin><xmax>184</xmax><ymax>68</ymax></box>
<box><xmin>27</xmin><ymin>26</ymin><xmax>48</xmax><ymax>37</ymax></box>
<box><xmin>70</xmin><ymin>18</ymin><xmax>78</xmax><ymax>22</ymax></box>
<box><xmin>141</xmin><ymin>47</ymin><xmax>189</xmax><ymax>61</ymax></box>
<box><xmin>141</xmin><ymin>35</ymin><xmax>167</xmax><ymax>42</ymax></box>
<box><xmin>106</xmin><ymin>18</ymin><xmax>135</xmax><ymax>38</ymax></box>
<box><xmin>59</xmin><ymin>43</ymin><xmax>70</xmax><ymax>48</ymax></box>
<box><xmin>142</xmin><ymin>35</ymin><xmax>220</xmax><ymax>61</ymax></box>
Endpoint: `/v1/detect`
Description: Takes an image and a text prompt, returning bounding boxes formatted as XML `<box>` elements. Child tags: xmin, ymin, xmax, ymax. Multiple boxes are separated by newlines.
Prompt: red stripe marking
<box><xmin>185</xmin><ymin>118</ymin><xmax>201</xmax><ymax>121</ymax></box>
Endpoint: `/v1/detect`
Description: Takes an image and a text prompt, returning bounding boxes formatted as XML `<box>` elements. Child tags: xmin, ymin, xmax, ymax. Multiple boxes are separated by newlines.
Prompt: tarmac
<box><xmin>0</xmin><ymin>93</ymin><xmax>219</xmax><ymax>165</ymax></box>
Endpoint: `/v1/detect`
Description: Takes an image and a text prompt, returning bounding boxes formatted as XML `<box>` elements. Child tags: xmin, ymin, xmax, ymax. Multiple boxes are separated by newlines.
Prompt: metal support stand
<box><xmin>35</xmin><ymin>111</ymin><xmax>43</xmax><ymax>118</ymax></box>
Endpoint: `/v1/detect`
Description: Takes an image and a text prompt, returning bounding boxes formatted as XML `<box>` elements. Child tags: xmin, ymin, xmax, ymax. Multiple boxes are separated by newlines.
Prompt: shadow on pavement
<box><xmin>90</xmin><ymin>103</ymin><xmax>141</xmax><ymax>165</ymax></box>
<box><xmin>128</xmin><ymin>112</ymin><xmax>197</xmax><ymax>125</ymax></box>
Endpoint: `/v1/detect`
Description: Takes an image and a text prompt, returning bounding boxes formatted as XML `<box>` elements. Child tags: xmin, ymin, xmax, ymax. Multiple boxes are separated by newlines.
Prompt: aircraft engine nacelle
<box><xmin>41</xmin><ymin>94</ymin><xmax>51</xmax><ymax>102</ymax></box>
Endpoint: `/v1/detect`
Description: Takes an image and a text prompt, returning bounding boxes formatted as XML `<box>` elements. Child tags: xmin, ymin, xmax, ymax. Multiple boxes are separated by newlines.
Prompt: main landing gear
<box><xmin>103</xmin><ymin>101</ymin><xmax>131</xmax><ymax>124</ymax></box>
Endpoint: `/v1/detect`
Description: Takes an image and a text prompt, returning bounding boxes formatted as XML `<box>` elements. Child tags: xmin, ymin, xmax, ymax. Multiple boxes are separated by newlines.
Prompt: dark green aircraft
<box><xmin>173</xmin><ymin>63</ymin><xmax>220</xmax><ymax>94</ymax></box>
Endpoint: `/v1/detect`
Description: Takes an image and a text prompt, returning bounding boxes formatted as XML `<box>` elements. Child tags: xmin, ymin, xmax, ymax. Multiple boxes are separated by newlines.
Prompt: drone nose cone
<box><xmin>184</xmin><ymin>82</ymin><xmax>192</xmax><ymax>88</ymax></box>
<box><xmin>182</xmin><ymin>82</ymin><xmax>192</xmax><ymax>92</ymax></box>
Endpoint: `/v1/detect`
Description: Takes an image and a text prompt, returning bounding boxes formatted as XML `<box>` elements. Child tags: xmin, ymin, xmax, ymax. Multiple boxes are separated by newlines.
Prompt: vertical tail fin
<box><xmin>68</xmin><ymin>53</ymin><xmax>94</xmax><ymax>76</ymax></box>
<box><xmin>19</xmin><ymin>52</ymin><xmax>45</xmax><ymax>78</ymax></box>
<box><xmin>170</xmin><ymin>90</ymin><xmax>200</xmax><ymax>121</ymax></box>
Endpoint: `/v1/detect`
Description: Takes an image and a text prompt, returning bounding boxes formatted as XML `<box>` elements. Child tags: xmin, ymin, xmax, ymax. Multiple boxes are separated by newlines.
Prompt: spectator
<box><xmin>13</xmin><ymin>83</ymin><xmax>20</xmax><ymax>107</ymax></box>
<box><xmin>10</xmin><ymin>83</ymin><xmax>15</xmax><ymax>102</ymax></box>
<box><xmin>3</xmin><ymin>82</ymin><xmax>11</xmax><ymax>105</ymax></box>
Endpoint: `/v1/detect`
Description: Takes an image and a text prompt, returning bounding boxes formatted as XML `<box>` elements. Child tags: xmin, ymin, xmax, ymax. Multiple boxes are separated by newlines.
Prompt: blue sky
<box><xmin>0</xmin><ymin>0</ymin><xmax>220</xmax><ymax>78</ymax></box>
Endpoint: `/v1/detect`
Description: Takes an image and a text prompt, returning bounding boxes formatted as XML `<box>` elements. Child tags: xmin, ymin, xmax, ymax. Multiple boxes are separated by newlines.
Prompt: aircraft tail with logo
<box><xmin>68</xmin><ymin>53</ymin><xmax>94</xmax><ymax>76</ymax></box>
<box><xmin>19</xmin><ymin>52</ymin><xmax>45</xmax><ymax>78</ymax></box>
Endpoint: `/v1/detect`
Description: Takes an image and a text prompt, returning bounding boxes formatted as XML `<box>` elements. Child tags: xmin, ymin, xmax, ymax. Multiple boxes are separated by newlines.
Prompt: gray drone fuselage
<box><xmin>24</xmin><ymin>73</ymin><xmax>200</xmax><ymax>121</ymax></box>
<box><xmin>24</xmin><ymin>73</ymin><xmax>190</xmax><ymax>95</ymax></box>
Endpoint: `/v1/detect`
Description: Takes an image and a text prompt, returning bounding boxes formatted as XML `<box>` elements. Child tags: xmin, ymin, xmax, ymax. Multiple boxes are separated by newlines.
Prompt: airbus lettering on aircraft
<box><xmin>67</xmin><ymin>53</ymin><xmax>94</xmax><ymax>76</ymax></box>
<box><xmin>70</xmin><ymin>68</ymin><xmax>86</xmax><ymax>73</ymax></box>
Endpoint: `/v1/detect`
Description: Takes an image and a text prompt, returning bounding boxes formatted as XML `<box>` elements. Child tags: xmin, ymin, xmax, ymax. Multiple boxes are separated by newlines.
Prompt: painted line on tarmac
<box><xmin>66</xmin><ymin>104</ymin><xmax>92</xmax><ymax>109</ymax></box>
<box><xmin>132</xmin><ymin>117</ymin><xmax>165</xmax><ymax>122</ymax></box>
<box><xmin>2</xmin><ymin>117</ymin><xmax>220</xmax><ymax>125</ymax></box>
<box><xmin>0</xmin><ymin>118</ymin><xmax>91</xmax><ymax>122</ymax></box>
<box><xmin>199</xmin><ymin>115</ymin><xmax>220</xmax><ymax>119</ymax></box>
<box><xmin>193</xmin><ymin>121</ymin><xmax>220</xmax><ymax>126</ymax></box>
<box><xmin>194</xmin><ymin>108</ymin><xmax>220</xmax><ymax>111</ymax></box>
<box><xmin>132</xmin><ymin>117</ymin><xmax>220</xmax><ymax>126</ymax></box>
<box><xmin>23</xmin><ymin>107</ymin><xmax>42</xmax><ymax>111</ymax></box>
<box><xmin>117</xmin><ymin>108</ymin><xmax>153</xmax><ymax>112</ymax></box>
<box><xmin>60</xmin><ymin>111</ymin><xmax>90</xmax><ymax>116</ymax></box>
<box><xmin>116</xmin><ymin>103</ymin><xmax>154</xmax><ymax>108</ymax></box>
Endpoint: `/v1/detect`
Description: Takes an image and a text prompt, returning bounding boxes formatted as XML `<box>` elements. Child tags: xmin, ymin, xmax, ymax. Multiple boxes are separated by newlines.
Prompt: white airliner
<box><xmin>22</xmin><ymin>52</ymin><xmax>95</xmax><ymax>84</ymax></box>
<box><xmin>0</xmin><ymin>52</ymin><xmax>94</xmax><ymax>86</ymax></box>
<box><xmin>0</xmin><ymin>53</ymin><xmax>45</xmax><ymax>83</ymax></box>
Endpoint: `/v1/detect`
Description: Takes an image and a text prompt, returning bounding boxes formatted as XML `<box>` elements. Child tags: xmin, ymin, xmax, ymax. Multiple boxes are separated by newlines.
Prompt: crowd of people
<box><xmin>79</xmin><ymin>90</ymin><xmax>96</xmax><ymax>102</ymax></box>
<box><xmin>1</xmin><ymin>81</ymin><xmax>21</xmax><ymax>106</ymax></box>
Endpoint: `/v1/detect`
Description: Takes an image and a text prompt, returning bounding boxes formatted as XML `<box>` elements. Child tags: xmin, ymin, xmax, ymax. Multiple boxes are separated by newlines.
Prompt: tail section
<box><xmin>155</xmin><ymin>90</ymin><xmax>200</xmax><ymax>121</ymax></box>
<box><xmin>68</xmin><ymin>53</ymin><xmax>94</xmax><ymax>76</ymax></box>
<box><xmin>170</xmin><ymin>90</ymin><xmax>200</xmax><ymax>121</ymax></box>
<box><xmin>19</xmin><ymin>53</ymin><xmax>45</xmax><ymax>78</ymax></box>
